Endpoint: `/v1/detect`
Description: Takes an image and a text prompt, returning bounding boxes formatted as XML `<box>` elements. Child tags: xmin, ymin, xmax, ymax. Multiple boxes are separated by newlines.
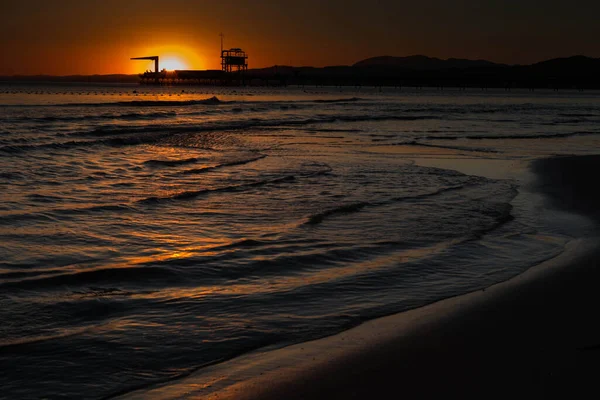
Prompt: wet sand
<box><xmin>122</xmin><ymin>155</ymin><xmax>600</xmax><ymax>400</ymax></box>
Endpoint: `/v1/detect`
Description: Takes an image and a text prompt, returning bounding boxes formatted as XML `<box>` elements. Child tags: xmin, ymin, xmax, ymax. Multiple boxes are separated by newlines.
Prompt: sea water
<box><xmin>1</xmin><ymin>84</ymin><xmax>599</xmax><ymax>398</ymax></box>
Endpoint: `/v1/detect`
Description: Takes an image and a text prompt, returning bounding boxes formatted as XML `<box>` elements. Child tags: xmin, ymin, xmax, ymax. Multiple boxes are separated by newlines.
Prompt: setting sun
<box><xmin>160</xmin><ymin>57</ymin><xmax>188</xmax><ymax>71</ymax></box>
<box><xmin>132</xmin><ymin>45</ymin><xmax>206</xmax><ymax>73</ymax></box>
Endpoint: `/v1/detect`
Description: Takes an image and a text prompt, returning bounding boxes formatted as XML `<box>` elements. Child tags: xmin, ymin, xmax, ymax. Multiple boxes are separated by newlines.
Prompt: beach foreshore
<box><xmin>121</xmin><ymin>155</ymin><xmax>600</xmax><ymax>400</ymax></box>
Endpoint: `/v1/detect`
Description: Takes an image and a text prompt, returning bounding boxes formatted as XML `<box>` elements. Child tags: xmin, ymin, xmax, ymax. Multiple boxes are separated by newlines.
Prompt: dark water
<box><xmin>1</xmin><ymin>84</ymin><xmax>599</xmax><ymax>399</ymax></box>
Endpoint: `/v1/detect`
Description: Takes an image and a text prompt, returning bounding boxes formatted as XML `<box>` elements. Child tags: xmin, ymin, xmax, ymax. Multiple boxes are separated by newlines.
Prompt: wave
<box><xmin>0</xmin><ymin>113</ymin><xmax>440</xmax><ymax>154</ymax></box>
<box><xmin>0</xmin><ymin>204</ymin><xmax>135</xmax><ymax>225</ymax></box>
<box><xmin>0</xmin><ymin>265</ymin><xmax>178</xmax><ymax>291</ymax></box>
<box><xmin>0</xmin><ymin>171</ymin><xmax>24</xmax><ymax>180</ymax></box>
<box><xmin>306</xmin><ymin>202</ymin><xmax>370</xmax><ymax>225</ymax></box>
<box><xmin>314</xmin><ymin>97</ymin><xmax>365</xmax><ymax>103</ymax></box>
<box><xmin>421</xmin><ymin>131</ymin><xmax>600</xmax><ymax>141</ymax></box>
<box><xmin>75</xmin><ymin>114</ymin><xmax>435</xmax><ymax>137</ymax></box>
<box><xmin>25</xmin><ymin>194</ymin><xmax>64</xmax><ymax>203</ymax></box>
<box><xmin>398</xmin><ymin>106</ymin><xmax>506</xmax><ymax>115</ymax></box>
<box><xmin>112</xmin><ymin>96</ymin><xmax>225</xmax><ymax>107</ymax></box>
<box><xmin>0</xmin><ymin>326</ymin><xmax>94</xmax><ymax>350</ymax></box>
<box><xmin>305</xmin><ymin>184</ymin><xmax>471</xmax><ymax>225</ymax></box>
<box><xmin>0</xmin><ymin>211</ymin><xmax>62</xmax><ymax>225</ymax></box>
<box><xmin>0</xmin><ymin>132</ymin><xmax>168</xmax><ymax>154</ymax></box>
<box><xmin>54</xmin><ymin>204</ymin><xmax>137</xmax><ymax>215</ymax></box>
<box><xmin>557</xmin><ymin>113</ymin><xmax>597</xmax><ymax>117</ymax></box>
<box><xmin>400</xmin><ymin>141</ymin><xmax>500</xmax><ymax>154</ymax></box>
<box><xmin>138</xmin><ymin>175</ymin><xmax>296</xmax><ymax>205</ymax></box>
<box><xmin>178</xmin><ymin>155</ymin><xmax>267</xmax><ymax>174</ymax></box>
<box><xmin>143</xmin><ymin>157</ymin><xmax>203</xmax><ymax>167</ymax></box>
<box><xmin>305</xmin><ymin>128</ymin><xmax>363</xmax><ymax>133</ymax></box>
<box><xmin>4</xmin><ymin>111</ymin><xmax>178</xmax><ymax>123</ymax></box>
<box><xmin>470</xmin><ymin>203</ymin><xmax>515</xmax><ymax>239</ymax></box>
<box><xmin>0</xmin><ymin>96</ymin><xmax>229</xmax><ymax>109</ymax></box>
<box><xmin>97</xmin><ymin>357</ymin><xmax>238</xmax><ymax>400</ymax></box>
<box><xmin>63</xmin><ymin>96</ymin><xmax>227</xmax><ymax>108</ymax></box>
<box><xmin>542</xmin><ymin>119</ymin><xmax>588</xmax><ymax>125</ymax></box>
<box><xmin>2</xmin><ymin>167</ymin><xmax>318</xmax><ymax>223</ymax></box>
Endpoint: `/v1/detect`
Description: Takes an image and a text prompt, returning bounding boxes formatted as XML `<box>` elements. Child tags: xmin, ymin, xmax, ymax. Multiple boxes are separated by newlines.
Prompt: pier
<box><xmin>133</xmin><ymin>67</ymin><xmax>600</xmax><ymax>91</ymax></box>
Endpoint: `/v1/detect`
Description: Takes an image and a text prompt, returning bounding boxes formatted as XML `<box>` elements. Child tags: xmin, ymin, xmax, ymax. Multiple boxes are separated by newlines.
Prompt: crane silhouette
<box><xmin>131</xmin><ymin>56</ymin><xmax>159</xmax><ymax>73</ymax></box>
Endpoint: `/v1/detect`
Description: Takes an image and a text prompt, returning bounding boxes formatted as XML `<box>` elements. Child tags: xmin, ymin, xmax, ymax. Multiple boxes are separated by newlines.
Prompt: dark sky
<box><xmin>1</xmin><ymin>0</ymin><xmax>599</xmax><ymax>75</ymax></box>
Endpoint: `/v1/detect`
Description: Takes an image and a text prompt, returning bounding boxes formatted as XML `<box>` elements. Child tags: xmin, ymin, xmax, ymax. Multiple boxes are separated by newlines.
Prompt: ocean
<box><xmin>1</xmin><ymin>83</ymin><xmax>599</xmax><ymax>399</ymax></box>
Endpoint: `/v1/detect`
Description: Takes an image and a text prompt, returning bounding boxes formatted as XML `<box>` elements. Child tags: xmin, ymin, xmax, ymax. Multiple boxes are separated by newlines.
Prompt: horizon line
<box><xmin>0</xmin><ymin>54</ymin><xmax>597</xmax><ymax>78</ymax></box>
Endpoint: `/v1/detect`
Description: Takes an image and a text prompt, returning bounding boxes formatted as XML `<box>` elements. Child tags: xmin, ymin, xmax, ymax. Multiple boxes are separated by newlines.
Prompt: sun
<box><xmin>160</xmin><ymin>56</ymin><xmax>188</xmax><ymax>71</ymax></box>
<box><xmin>132</xmin><ymin>45</ymin><xmax>206</xmax><ymax>73</ymax></box>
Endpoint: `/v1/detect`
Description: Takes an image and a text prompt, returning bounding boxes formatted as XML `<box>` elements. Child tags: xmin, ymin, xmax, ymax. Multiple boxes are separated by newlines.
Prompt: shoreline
<box><xmin>121</xmin><ymin>155</ymin><xmax>600</xmax><ymax>399</ymax></box>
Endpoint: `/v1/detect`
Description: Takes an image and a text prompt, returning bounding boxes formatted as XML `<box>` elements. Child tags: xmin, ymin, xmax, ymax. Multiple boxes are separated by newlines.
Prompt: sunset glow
<box><xmin>157</xmin><ymin>57</ymin><xmax>188</xmax><ymax>71</ymax></box>
<box><xmin>2</xmin><ymin>0</ymin><xmax>598</xmax><ymax>76</ymax></box>
<box><xmin>132</xmin><ymin>45</ymin><xmax>205</xmax><ymax>72</ymax></box>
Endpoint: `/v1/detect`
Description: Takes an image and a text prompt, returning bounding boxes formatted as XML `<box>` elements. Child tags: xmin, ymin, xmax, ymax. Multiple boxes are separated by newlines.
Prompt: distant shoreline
<box><xmin>0</xmin><ymin>75</ymin><xmax>139</xmax><ymax>84</ymax></box>
<box><xmin>2</xmin><ymin>55</ymin><xmax>599</xmax><ymax>89</ymax></box>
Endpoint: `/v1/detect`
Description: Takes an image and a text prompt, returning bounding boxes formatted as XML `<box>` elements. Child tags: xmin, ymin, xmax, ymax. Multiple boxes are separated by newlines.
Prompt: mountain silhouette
<box><xmin>527</xmin><ymin>55</ymin><xmax>600</xmax><ymax>76</ymax></box>
<box><xmin>353</xmin><ymin>55</ymin><xmax>505</xmax><ymax>70</ymax></box>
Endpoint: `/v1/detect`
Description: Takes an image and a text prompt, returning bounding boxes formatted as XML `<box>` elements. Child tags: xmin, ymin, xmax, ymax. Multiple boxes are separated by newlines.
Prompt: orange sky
<box><xmin>1</xmin><ymin>0</ymin><xmax>599</xmax><ymax>75</ymax></box>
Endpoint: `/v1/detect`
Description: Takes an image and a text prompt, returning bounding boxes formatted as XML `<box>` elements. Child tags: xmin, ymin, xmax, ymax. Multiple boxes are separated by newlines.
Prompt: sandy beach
<box><xmin>120</xmin><ymin>155</ymin><xmax>600</xmax><ymax>400</ymax></box>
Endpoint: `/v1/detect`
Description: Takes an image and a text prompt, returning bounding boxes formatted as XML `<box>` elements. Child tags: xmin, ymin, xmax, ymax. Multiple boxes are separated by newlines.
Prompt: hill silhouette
<box><xmin>351</xmin><ymin>55</ymin><xmax>600</xmax><ymax>79</ymax></box>
<box><xmin>243</xmin><ymin>55</ymin><xmax>600</xmax><ymax>89</ymax></box>
<box><xmin>353</xmin><ymin>55</ymin><xmax>505</xmax><ymax>70</ymax></box>
<box><xmin>527</xmin><ymin>55</ymin><xmax>600</xmax><ymax>76</ymax></box>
